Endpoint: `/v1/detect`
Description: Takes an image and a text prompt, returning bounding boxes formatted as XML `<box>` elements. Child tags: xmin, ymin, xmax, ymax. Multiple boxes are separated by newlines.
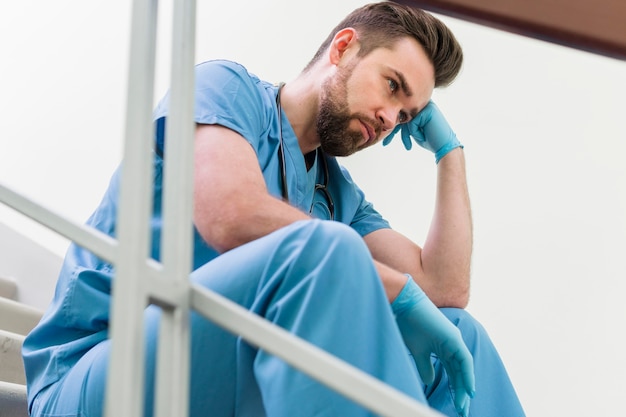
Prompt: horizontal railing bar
<box><xmin>0</xmin><ymin>181</ymin><xmax>187</xmax><ymax>311</ymax></box>
<box><xmin>0</xmin><ymin>182</ymin><xmax>183</xmax><ymax>307</ymax></box>
<box><xmin>147</xmin><ymin>273</ymin><xmax>190</xmax><ymax>311</ymax></box>
<box><xmin>190</xmin><ymin>283</ymin><xmax>444</xmax><ymax>417</ymax></box>
<box><xmin>0</xmin><ymin>182</ymin><xmax>118</xmax><ymax>264</ymax></box>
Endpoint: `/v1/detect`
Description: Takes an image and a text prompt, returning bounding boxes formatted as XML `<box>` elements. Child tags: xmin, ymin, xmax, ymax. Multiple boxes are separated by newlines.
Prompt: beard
<box><xmin>317</xmin><ymin>64</ymin><xmax>373</xmax><ymax>157</ymax></box>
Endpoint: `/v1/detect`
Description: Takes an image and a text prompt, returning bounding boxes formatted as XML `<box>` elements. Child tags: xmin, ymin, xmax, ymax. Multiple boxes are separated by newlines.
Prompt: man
<box><xmin>23</xmin><ymin>2</ymin><xmax>525</xmax><ymax>417</ymax></box>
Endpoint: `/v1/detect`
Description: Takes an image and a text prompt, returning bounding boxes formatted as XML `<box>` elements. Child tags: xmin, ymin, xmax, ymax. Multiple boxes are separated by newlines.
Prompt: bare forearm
<box><xmin>421</xmin><ymin>148</ymin><xmax>472</xmax><ymax>306</ymax></box>
<box><xmin>363</xmin><ymin>148</ymin><xmax>471</xmax><ymax>307</ymax></box>
<box><xmin>202</xmin><ymin>194</ymin><xmax>310</xmax><ymax>253</ymax></box>
<box><xmin>374</xmin><ymin>260</ymin><xmax>411</xmax><ymax>303</ymax></box>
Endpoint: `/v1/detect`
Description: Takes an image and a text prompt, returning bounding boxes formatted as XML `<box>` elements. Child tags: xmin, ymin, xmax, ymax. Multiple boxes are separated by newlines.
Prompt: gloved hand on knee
<box><xmin>382</xmin><ymin>100</ymin><xmax>463</xmax><ymax>163</ymax></box>
<box><xmin>392</xmin><ymin>275</ymin><xmax>475</xmax><ymax>417</ymax></box>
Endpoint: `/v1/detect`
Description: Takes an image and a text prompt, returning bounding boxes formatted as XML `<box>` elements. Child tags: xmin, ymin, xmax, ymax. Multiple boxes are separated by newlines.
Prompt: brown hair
<box><xmin>304</xmin><ymin>1</ymin><xmax>463</xmax><ymax>87</ymax></box>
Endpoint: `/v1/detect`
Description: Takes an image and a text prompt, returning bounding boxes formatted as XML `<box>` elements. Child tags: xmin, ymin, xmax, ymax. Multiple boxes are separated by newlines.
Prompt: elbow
<box><xmin>194</xmin><ymin>207</ymin><xmax>248</xmax><ymax>254</ymax></box>
<box><xmin>431</xmin><ymin>273</ymin><xmax>471</xmax><ymax>309</ymax></box>
<box><xmin>434</xmin><ymin>288</ymin><xmax>470</xmax><ymax>309</ymax></box>
<box><xmin>449</xmin><ymin>286</ymin><xmax>470</xmax><ymax>309</ymax></box>
<box><xmin>202</xmin><ymin>224</ymin><xmax>238</xmax><ymax>254</ymax></box>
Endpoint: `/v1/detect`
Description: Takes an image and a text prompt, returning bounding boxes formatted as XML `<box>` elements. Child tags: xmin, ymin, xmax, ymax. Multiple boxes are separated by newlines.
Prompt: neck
<box><xmin>278</xmin><ymin>71</ymin><xmax>323</xmax><ymax>155</ymax></box>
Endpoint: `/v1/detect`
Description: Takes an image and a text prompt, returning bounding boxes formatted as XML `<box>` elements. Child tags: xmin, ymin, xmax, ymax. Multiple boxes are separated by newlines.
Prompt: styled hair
<box><xmin>304</xmin><ymin>1</ymin><xmax>463</xmax><ymax>87</ymax></box>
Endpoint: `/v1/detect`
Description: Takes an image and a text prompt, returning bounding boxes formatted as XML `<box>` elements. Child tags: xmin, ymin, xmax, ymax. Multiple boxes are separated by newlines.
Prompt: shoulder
<box><xmin>194</xmin><ymin>59</ymin><xmax>274</xmax><ymax>114</ymax></box>
<box><xmin>195</xmin><ymin>59</ymin><xmax>263</xmax><ymax>93</ymax></box>
<box><xmin>196</xmin><ymin>59</ymin><xmax>251</xmax><ymax>78</ymax></box>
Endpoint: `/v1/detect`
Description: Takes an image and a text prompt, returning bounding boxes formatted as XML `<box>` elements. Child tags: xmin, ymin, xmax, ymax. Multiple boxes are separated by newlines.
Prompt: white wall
<box><xmin>0</xmin><ymin>223</ymin><xmax>61</xmax><ymax>310</ymax></box>
<box><xmin>1</xmin><ymin>1</ymin><xmax>625</xmax><ymax>415</ymax></box>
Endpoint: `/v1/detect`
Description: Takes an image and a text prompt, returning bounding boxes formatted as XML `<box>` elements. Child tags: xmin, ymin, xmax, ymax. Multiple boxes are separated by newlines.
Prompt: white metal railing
<box><xmin>0</xmin><ymin>1</ymin><xmax>443</xmax><ymax>416</ymax></box>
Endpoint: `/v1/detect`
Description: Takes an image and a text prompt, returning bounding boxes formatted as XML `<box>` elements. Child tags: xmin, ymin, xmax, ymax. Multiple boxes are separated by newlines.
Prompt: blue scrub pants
<box><xmin>30</xmin><ymin>220</ymin><xmax>525</xmax><ymax>417</ymax></box>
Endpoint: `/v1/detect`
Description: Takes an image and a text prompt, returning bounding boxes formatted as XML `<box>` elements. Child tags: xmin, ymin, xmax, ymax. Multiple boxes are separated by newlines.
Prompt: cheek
<box><xmin>345</xmin><ymin>76</ymin><xmax>379</xmax><ymax>115</ymax></box>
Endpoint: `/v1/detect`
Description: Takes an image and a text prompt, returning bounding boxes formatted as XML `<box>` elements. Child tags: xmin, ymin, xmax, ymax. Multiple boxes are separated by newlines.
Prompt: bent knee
<box><xmin>283</xmin><ymin>220</ymin><xmax>379</xmax><ymax>286</ymax></box>
<box><xmin>289</xmin><ymin>220</ymin><xmax>368</xmax><ymax>258</ymax></box>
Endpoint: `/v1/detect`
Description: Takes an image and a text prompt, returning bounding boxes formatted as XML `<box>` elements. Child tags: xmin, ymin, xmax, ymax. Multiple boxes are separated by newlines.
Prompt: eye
<box><xmin>387</xmin><ymin>78</ymin><xmax>408</xmax><ymax>123</ymax></box>
<box><xmin>387</xmin><ymin>78</ymin><xmax>398</xmax><ymax>93</ymax></box>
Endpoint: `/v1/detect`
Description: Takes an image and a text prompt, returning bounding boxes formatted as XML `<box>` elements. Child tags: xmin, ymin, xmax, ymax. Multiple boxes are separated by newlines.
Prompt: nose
<box><xmin>376</xmin><ymin>103</ymin><xmax>402</xmax><ymax>132</ymax></box>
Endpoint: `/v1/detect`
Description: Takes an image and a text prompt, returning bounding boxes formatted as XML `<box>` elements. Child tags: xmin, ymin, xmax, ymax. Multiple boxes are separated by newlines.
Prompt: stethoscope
<box><xmin>276</xmin><ymin>83</ymin><xmax>335</xmax><ymax>220</ymax></box>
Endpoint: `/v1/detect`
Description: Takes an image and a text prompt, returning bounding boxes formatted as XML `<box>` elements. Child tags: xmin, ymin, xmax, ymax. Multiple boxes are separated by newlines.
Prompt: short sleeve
<box><xmin>153</xmin><ymin>60</ymin><xmax>271</xmax><ymax>155</ymax></box>
<box><xmin>344</xmin><ymin>169</ymin><xmax>391</xmax><ymax>237</ymax></box>
<box><xmin>324</xmin><ymin>158</ymin><xmax>391</xmax><ymax>236</ymax></box>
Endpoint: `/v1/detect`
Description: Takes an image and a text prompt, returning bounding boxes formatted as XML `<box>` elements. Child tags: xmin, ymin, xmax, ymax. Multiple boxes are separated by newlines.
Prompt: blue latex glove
<box><xmin>382</xmin><ymin>101</ymin><xmax>463</xmax><ymax>163</ymax></box>
<box><xmin>392</xmin><ymin>276</ymin><xmax>475</xmax><ymax>417</ymax></box>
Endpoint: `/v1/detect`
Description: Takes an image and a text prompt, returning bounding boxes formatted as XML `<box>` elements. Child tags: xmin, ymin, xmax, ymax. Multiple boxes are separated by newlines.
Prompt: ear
<box><xmin>328</xmin><ymin>28</ymin><xmax>359</xmax><ymax>65</ymax></box>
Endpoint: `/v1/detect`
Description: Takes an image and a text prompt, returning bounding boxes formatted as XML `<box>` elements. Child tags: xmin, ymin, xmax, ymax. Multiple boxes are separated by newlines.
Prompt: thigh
<box><xmin>188</xmin><ymin>220</ymin><xmax>320</xmax><ymax>302</ymax></box>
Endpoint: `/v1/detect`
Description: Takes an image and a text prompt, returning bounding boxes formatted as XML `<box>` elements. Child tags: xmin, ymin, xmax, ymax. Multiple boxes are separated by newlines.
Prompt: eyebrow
<box><xmin>394</xmin><ymin>70</ymin><xmax>420</xmax><ymax>119</ymax></box>
<box><xmin>394</xmin><ymin>70</ymin><xmax>413</xmax><ymax>97</ymax></box>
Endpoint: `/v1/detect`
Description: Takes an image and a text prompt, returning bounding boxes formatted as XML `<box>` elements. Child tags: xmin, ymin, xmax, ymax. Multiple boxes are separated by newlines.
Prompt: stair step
<box><xmin>0</xmin><ymin>381</ymin><xmax>29</xmax><ymax>417</ymax></box>
<box><xmin>0</xmin><ymin>296</ymin><xmax>43</xmax><ymax>336</ymax></box>
<box><xmin>0</xmin><ymin>276</ymin><xmax>18</xmax><ymax>301</ymax></box>
<box><xmin>0</xmin><ymin>296</ymin><xmax>43</xmax><ymax>416</ymax></box>
<box><xmin>0</xmin><ymin>329</ymin><xmax>26</xmax><ymax>385</ymax></box>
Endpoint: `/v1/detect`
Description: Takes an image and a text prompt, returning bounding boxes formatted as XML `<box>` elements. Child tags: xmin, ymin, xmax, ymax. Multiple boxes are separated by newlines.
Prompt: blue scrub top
<box><xmin>22</xmin><ymin>59</ymin><xmax>391</xmax><ymax>409</ymax></box>
<box><xmin>154</xmin><ymin>60</ymin><xmax>389</xmax><ymax>235</ymax></box>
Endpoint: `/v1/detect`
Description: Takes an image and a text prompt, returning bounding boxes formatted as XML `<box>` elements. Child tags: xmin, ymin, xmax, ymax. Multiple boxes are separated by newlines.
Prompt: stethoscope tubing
<box><xmin>275</xmin><ymin>83</ymin><xmax>334</xmax><ymax>220</ymax></box>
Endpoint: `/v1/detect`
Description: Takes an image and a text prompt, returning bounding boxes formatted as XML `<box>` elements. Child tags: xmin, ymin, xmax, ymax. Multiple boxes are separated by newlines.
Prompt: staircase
<box><xmin>0</xmin><ymin>279</ymin><xmax>45</xmax><ymax>417</ymax></box>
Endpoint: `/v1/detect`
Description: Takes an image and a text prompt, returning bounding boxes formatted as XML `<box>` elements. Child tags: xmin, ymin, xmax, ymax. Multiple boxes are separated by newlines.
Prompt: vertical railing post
<box><xmin>154</xmin><ymin>0</ymin><xmax>196</xmax><ymax>416</ymax></box>
<box><xmin>105</xmin><ymin>0</ymin><xmax>159</xmax><ymax>416</ymax></box>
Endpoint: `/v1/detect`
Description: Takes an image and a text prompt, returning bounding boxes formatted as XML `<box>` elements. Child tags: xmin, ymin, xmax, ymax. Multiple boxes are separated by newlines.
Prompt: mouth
<box><xmin>359</xmin><ymin>120</ymin><xmax>376</xmax><ymax>146</ymax></box>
